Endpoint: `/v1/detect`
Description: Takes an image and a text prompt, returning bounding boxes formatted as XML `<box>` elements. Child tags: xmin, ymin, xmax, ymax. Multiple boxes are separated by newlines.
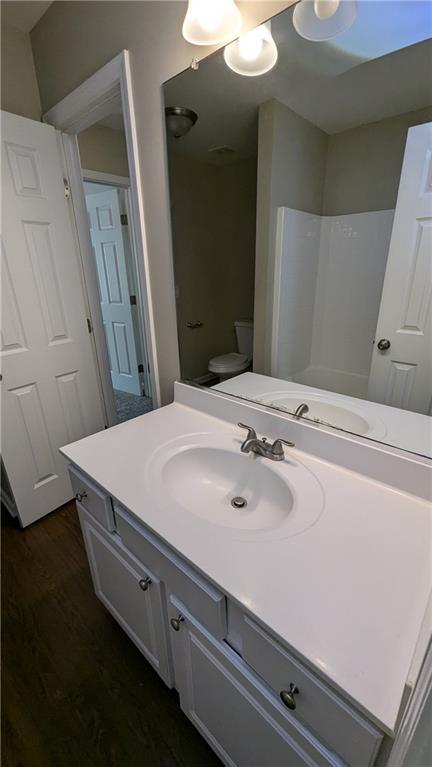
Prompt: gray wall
<box><xmin>31</xmin><ymin>0</ymin><xmax>291</xmax><ymax>405</ymax></box>
<box><xmin>254</xmin><ymin>98</ymin><xmax>328</xmax><ymax>372</ymax></box>
<box><xmin>78</xmin><ymin>125</ymin><xmax>129</xmax><ymax>178</ymax></box>
<box><xmin>323</xmin><ymin>106</ymin><xmax>432</xmax><ymax>215</ymax></box>
<box><xmin>169</xmin><ymin>152</ymin><xmax>256</xmax><ymax>380</ymax></box>
<box><xmin>1</xmin><ymin>24</ymin><xmax>41</xmax><ymax>120</ymax></box>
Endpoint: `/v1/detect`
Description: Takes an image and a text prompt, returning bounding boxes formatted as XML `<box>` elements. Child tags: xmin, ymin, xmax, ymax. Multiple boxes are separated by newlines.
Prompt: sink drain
<box><xmin>231</xmin><ymin>496</ymin><xmax>247</xmax><ymax>509</ymax></box>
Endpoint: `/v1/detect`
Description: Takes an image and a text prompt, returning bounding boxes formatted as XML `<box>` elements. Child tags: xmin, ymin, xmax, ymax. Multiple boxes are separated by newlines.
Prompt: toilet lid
<box><xmin>209</xmin><ymin>352</ymin><xmax>249</xmax><ymax>372</ymax></box>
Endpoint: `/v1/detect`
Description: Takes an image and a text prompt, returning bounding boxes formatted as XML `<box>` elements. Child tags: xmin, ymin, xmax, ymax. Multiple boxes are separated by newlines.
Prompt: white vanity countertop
<box><xmin>61</xmin><ymin>402</ymin><xmax>431</xmax><ymax>734</ymax></box>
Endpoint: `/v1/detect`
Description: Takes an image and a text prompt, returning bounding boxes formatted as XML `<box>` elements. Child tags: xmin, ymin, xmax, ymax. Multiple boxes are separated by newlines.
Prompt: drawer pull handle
<box><xmin>170</xmin><ymin>614</ymin><xmax>185</xmax><ymax>631</ymax></box>
<box><xmin>75</xmin><ymin>490</ymin><xmax>88</xmax><ymax>503</ymax></box>
<box><xmin>139</xmin><ymin>577</ymin><xmax>152</xmax><ymax>591</ymax></box>
<box><xmin>280</xmin><ymin>684</ymin><xmax>299</xmax><ymax>711</ymax></box>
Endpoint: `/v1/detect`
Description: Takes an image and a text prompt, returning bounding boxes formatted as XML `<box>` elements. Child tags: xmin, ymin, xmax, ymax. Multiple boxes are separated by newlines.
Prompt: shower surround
<box><xmin>272</xmin><ymin>207</ymin><xmax>395</xmax><ymax>398</ymax></box>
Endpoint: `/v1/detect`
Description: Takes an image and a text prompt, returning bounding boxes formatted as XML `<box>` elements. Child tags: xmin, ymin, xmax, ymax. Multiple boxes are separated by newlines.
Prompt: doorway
<box><xmin>82</xmin><ymin>173</ymin><xmax>153</xmax><ymax>422</ymax></box>
<box><xmin>44</xmin><ymin>51</ymin><xmax>160</xmax><ymax>426</ymax></box>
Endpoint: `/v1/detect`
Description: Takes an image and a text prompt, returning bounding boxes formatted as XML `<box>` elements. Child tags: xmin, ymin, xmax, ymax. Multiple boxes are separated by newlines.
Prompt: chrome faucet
<box><xmin>238</xmin><ymin>423</ymin><xmax>294</xmax><ymax>461</ymax></box>
<box><xmin>293</xmin><ymin>403</ymin><xmax>309</xmax><ymax>419</ymax></box>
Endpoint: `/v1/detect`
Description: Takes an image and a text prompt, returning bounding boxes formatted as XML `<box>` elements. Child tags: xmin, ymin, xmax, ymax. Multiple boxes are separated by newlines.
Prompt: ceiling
<box><xmin>1</xmin><ymin>1</ymin><xmax>53</xmax><ymax>32</ymax></box>
<box><xmin>164</xmin><ymin>1</ymin><xmax>432</xmax><ymax>164</ymax></box>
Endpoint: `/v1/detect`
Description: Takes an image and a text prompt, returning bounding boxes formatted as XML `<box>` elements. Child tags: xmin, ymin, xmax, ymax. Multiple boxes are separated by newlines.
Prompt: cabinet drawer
<box><xmin>241</xmin><ymin>615</ymin><xmax>382</xmax><ymax>767</ymax></box>
<box><xmin>69</xmin><ymin>465</ymin><xmax>114</xmax><ymax>531</ymax></box>
<box><xmin>168</xmin><ymin>597</ymin><xmax>340</xmax><ymax>767</ymax></box>
<box><xmin>115</xmin><ymin>506</ymin><xmax>226</xmax><ymax>639</ymax></box>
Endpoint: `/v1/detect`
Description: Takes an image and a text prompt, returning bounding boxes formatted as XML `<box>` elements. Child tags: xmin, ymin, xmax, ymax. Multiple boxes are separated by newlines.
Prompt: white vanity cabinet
<box><xmin>167</xmin><ymin>597</ymin><xmax>341</xmax><ymax>767</ymax></box>
<box><xmin>240</xmin><ymin>615</ymin><xmax>383</xmax><ymax>767</ymax></box>
<box><xmin>70</xmin><ymin>465</ymin><xmax>115</xmax><ymax>531</ymax></box>
<box><xmin>70</xmin><ymin>466</ymin><xmax>388</xmax><ymax>767</ymax></box>
<box><xmin>78</xmin><ymin>505</ymin><xmax>172</xmax><ymax>685</ymax></box>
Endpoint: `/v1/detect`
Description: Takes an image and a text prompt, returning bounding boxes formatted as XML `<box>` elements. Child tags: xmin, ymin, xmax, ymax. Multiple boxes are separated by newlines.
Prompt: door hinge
<box><xmin>63</xmin><ymin>178</ymin><xmax>71</xmax><ymax>199</ymax></box>
<box><xmin>130</xmin><ymin>294</ymin><xmax>137</xmax><ymax>305</ymax></box>
<box><xmin>120</xmin><ymin>213</ymin><xmax>128</xmax><ymax>226</ymax></box>
<box><xmin>86</xmin><ymin>318</ymin><xmax>92</xmax><ymax>334</ymax></box>
<box><xmin>138</xmin><ymin>363</ymin><xmax>144</xmax><ymax>373</ymax></box>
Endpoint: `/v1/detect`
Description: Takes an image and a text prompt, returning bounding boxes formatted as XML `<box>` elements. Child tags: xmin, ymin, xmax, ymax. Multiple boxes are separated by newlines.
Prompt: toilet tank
<box><xmin>235</xmin><ymin>320</ymin><xmax>253</xmax><ymax>358</ymax></box>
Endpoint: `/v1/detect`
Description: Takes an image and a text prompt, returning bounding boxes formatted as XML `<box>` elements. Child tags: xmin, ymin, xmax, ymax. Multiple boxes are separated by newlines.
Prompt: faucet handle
<box><xmin>238</xmin><ymin>423</ymin><xmax>257</xmax><ymax>442</ymax></box>
<box><xmin>271</xmin><ymin>437</ymin><xmax>295</xmax><ymax>458</ymax></box>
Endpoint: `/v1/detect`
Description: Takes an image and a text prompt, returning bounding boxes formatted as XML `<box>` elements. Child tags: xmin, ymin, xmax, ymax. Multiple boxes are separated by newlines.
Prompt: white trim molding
<box><xmin>82</xmin><ymin>169</ymin><xmax>130</xmax><ymax>188</ymax></box>
<box><xmin>44</xmin><ymin>50</ymin><xmax>160</xmax><ymax>410</ymax></box>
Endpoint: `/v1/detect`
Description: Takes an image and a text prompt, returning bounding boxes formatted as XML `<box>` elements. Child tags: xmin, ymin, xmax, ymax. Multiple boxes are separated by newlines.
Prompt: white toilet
<box><xmin>208</xmin><ymin>320</ymin><xmax>253</xmax><ymax>381</ymax></box>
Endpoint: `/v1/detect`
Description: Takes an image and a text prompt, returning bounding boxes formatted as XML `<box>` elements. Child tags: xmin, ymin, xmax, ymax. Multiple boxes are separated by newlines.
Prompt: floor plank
<box><xmin>1</xmin><ymin>503</ymin><xmax>222</xmax><ymax>767</ymax></box>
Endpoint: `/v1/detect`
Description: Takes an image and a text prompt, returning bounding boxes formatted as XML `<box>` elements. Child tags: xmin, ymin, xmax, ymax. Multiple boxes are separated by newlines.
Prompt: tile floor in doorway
<box><xmin>114</xmin><ymin>389</ymin><xmax>153</xmax><ymax>423</ymax></box>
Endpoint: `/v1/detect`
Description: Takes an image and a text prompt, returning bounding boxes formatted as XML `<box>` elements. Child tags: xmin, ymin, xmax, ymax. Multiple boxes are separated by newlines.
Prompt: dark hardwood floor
<box><xmin>1</xmin><ymin>503</ymin><xmax>221</xmax><ymax>767</ymax></box>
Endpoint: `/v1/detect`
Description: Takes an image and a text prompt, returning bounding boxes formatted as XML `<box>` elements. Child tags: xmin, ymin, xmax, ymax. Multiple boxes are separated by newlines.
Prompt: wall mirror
<box><xmin>163</xmin><ymin>1</ymin><xmax>432</xmax><ymax>458</ymax></box>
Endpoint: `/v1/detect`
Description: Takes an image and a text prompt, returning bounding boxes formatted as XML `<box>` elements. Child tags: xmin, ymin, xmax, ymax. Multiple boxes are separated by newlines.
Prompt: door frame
<box><xmin>82</xmin><ymin>170</ymin><xmax>152</xmax><ymax>399</ymax></box>
<box><xmin>43</xmin><ymin>51</ymin><xmax>160</xmax><ymax>424</ymax></box>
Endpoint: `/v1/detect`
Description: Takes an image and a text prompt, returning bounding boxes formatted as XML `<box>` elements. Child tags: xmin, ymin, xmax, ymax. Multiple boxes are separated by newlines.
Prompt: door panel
<box><xmin>79</xmin><ymin>508</ymin><xmax>172</xmax><ymax>685</ymax></box>
<box><xmin>86</xmin><ymin>188</ymin><xmax>141</xmax><ymax>395</ymax></box>
<box><xmin>1</xmin><ymin>111</ymin><xmax>105</xmax><ymax>526</ymax></box>
<box><xmin>368</xmin><ymin>122</ymin><xmax>432</xmax><ymax>413</ymax></box>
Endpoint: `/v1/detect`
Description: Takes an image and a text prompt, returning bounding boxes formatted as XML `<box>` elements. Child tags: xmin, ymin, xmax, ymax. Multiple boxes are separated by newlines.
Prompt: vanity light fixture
<box><xmin>165</xmin><ymin>106</ymin><xmax>198</xmax><ymax>139</ymax></box>
<box><xmin>293</xmin><ymin>0</ymin><xmax>357</xmax><ymax>41</ymax></box>
<box><xmin>223</xmin><ymin>22</ymin><xmax>278</xmax><ymax>77</ymax></box>
<box><xmin>182</xmin><ymin>0</ymin><xmax>242</xmax><ymax>45</ymax></box>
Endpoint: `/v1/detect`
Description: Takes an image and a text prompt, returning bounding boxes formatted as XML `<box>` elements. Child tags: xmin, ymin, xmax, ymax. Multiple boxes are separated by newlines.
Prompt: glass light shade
<box><xmin>165</xmin><ymin>107</ymin><xmax>198</xmax><ymax>139</ymax></box>
<box><xmin>314</xmin><ymin>0</ymin><xmax>340</xmax><ymax>20</ymax></box>
<box><xmin>293</xmin><ymin>0</ymin><xmax>357</xmax><ymax>41</ymax></box>
<box><xmin>223</xmin><ymin>22</ymin><xmax>278</xmax><ymax>77</ymax></box>
<box><xmin>182</xmin><ymin>0</ymin><xmax>242</xmax><ymax>46</ymax></box>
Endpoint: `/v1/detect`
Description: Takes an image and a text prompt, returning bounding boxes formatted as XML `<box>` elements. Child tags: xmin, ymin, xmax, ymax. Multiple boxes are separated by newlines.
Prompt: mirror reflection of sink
<box><xmin>146</xmin><ymin>433</ymin><xmax>324</xmax><ymax>540</ymax></box>
<box><xmin>257</xmin><ymin>391</ymin><xmax>386</xmax><ymax>439</ymax></box>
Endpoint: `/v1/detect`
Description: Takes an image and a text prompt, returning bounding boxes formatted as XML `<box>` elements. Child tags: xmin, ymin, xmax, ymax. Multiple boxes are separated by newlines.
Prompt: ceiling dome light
<box><xmin>293</xmin><ymin>0</ymin><xmax>357</xmax><ymax>41</ymax></box>
<box><xmin>224</xmin><ymin>22</ymin><xmax>278</xmax><ymax>77</ymax></box>
<box><xmin>314</xmin><ymin>0</ymin><xmax>340</xmax><ymax>21</ymax></box>
<box><xmin>165</xmin><ymin>107</ymin><xmax>198</xmax><ymax>139</ymax></box>
<box><xmin>182</xmin><ymin>0</ymin><xmax>242</xmax><ymax>46</ymax></box>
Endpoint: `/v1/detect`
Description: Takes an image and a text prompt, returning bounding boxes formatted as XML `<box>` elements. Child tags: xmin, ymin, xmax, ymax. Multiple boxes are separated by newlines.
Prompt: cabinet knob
<box><xmin>75</xmin><ymin>490</ymin><xmax>87</xmax><ymax>503</ymax></box>
<box><xmin>280</xmin><ymin>683</ymin><xmax>299</xmax><ymax>711</ymax></box>
<box><xmin>138</xmin><ymin>576</ymin><xmax>152</xmax><ymax>591</ymax></box>
<box><xmin>170</xmin><ymin>614</ymin><xmax>185</xmax><ymax>631</ymax></box>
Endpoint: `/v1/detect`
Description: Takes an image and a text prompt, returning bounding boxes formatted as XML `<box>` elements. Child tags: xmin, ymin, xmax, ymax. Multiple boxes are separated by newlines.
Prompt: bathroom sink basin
<box><xmin>257</xmin><ymin>391</ymin><xmax>386</xmax><ymax>439</ymax></box>
<box><xmin>163</xmin><ymin>446</ymin><xmax>293</xmax><ymax>530</ymax></box>
<box><xmin>146</xmin><ymin>433</ymin><xmax>324</xmax><ymax>539</ymax></box>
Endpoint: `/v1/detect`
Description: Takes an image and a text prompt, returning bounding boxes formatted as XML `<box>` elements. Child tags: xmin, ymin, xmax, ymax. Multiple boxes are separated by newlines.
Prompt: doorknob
<box><xmin>377</xmin><ymin>338</ymin><xmax>391</xmax><ymax>351</ymax></box>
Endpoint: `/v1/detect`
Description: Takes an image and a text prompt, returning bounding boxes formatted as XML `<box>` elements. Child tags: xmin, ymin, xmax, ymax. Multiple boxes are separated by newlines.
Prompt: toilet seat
<box><xmin>208</xmin><ymin>352</ymin><xmax>250</xmax><ymax>375</ymax></box>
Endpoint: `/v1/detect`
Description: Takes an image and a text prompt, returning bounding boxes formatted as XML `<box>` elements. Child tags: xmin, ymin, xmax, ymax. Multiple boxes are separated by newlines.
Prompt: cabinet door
<box><xmin>79</xmin><ymin>507</ymin><xmax>172</xmax><ymax>685</ymax></box>
<box><xmin>168</xmin><ymin>599</ymin><xmax>337</xmax><ymax>767</ymax></box>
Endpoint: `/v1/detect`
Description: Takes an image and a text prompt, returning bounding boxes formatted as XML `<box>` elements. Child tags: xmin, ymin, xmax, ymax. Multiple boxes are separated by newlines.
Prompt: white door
<box><xmin>86</xmin><ymin>189</ymin><xmax>141</xmax><ymax>396</ymax></box>
<box><xmin>368</xmin><ymin>122</ymin><xmax>432</xmax><ymax>413</ymax></box>
<box><xmin>1</xmin><ymin>111</ymin><xmax>105</xmax><ymax>527</ymax></box>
